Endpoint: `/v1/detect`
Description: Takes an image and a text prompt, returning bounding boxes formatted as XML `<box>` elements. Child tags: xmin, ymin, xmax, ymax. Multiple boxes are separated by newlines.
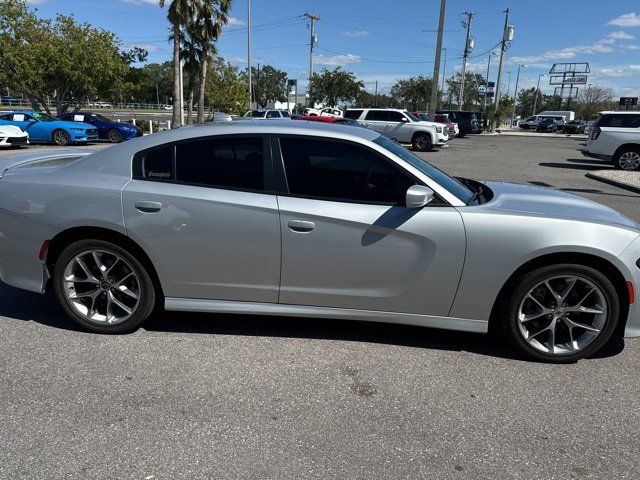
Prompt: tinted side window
<box><xmin>387</xmin><ymin>111</ymin><xmax>406</xmax><ymax>122</ymax></box>
<box><xmin>175</xmin><ymin>137</ymin><xmax>264</xmax><ymax>191</ymax></box>
<box><xmin>266</xmin><ymin>110</ymin><xmax>280</xmax><ymax>118</ymax></box>
<box><xmin>344</xmin><ymin>109</ymin><xmax>363</xmax><ymax>119</ymax></box>
<box><xmin>599</xmin><ymin>114</ymin><xmax>640</xmax><ymax>128</ymax></box>
<box><xmin>365</xmin><ymin>110</ymin><xmax>389</xmax><ymax>121</ymax></box>
<box><xmin>142</xmin><ymin>146</ymin><xmax>174</xmax><ymax>180</ymax></box>
<box><xmin>279</xmin><ymin>137</ymin><xmax>414</xmax><ymax>204</ymax></box>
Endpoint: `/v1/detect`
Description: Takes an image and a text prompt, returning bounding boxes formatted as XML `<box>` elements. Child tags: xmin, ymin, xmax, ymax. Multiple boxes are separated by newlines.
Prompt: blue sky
<box><xmin>28</xmin><ymin>0</ymin><xmax>640</xmax><ymax>98</ymax></box>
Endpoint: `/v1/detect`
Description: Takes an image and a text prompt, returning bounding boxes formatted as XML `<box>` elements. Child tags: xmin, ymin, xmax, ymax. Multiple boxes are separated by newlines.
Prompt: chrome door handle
<box><xmin>135</xmin><ymin>200</ymin><xmax>162</xmax><ymax>213</ymax></box>
<box><xmin>288</xmin><ymin>220</ymin><xmax>315</xmax><ymax>232</ymax></box>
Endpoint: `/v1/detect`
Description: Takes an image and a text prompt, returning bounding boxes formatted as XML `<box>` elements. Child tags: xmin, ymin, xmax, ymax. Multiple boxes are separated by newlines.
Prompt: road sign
<box><xmin>549</xmin><ymin>74</ymin><xmax>588</xmax><ymax>85</ymax></box>
<box><xmin>619</xmin><ymin>97</ymin><xmax>638</xmax><ymax>106</ymax></box>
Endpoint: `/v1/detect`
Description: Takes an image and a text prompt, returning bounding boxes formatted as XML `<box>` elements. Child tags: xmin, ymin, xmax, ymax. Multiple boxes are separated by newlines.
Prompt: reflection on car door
<box><xmin>122</xmin><ymin>135</ymin><xmax>281</xmax><ymax>302</ymax></box>
<box><xmin>274</xmin><ymin>135</ymin><xmax>466</xmax><ymax>317</ymax></box>
<box><xmin>362</xmin><ymin>110</ymin><xmax>389</xmax><ymax>134</ymax></box>
<box><xmin>384</xmin><ymin>111</ymin><xmax>411</xmax><ymax>143</ymax></box>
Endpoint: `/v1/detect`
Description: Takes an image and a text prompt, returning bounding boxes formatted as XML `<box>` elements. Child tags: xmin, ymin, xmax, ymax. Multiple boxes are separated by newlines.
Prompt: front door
<box><xmin>275</xmin><ymin>135</ymin><xmax>466</xmax><ymax>317</ymax></box>
<box><xmin>122</xmin><ymin>135</ymin><xmax>281</xmax><ymax>302</ymax></box>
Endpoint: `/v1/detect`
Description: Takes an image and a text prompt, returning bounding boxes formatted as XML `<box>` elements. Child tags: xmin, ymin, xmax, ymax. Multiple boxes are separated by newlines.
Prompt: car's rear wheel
<box><xmin>52</xmin><ymin>129</ymin><xmax>71</xmax><ymax>146</ymax></box>
<box><xmin>107</xmin><ymin>128</ymin><xmax>123</xmax><ymax>143</ymax></box>
<box><xmin>501</xmin><ymin>264</ymin><xmax>619</xmax><ymax>363</ymax></box>
<box><xmin>613</xmin><ymin>147</ymin><xmax>640</xmax><ymax>171</ymax></box>
<box><xmin>412</xmin><ymin>132</ymin><xmax>432</xmax><ymax>151</ymax></box>
<box><xmin>53</xmin><ymin>239</ymin><xmax>156</xmax><ymax>333</ymax></box>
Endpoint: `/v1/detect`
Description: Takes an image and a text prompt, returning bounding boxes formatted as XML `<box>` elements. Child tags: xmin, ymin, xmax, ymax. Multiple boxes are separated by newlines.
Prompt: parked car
<box><xmin>435</xmin><ymin>110</ymin><xmax>480</xmax><ymax>136</ymax></box>
<box><xmin>581</xmin><ymin>111</ymin><xmax>640</xmax><ymax>171</ymax></box>
<box><xmin>0</xmin><ymin>125</ymin><xmax>29</xmax><ymax>148</ymax></box>
<box><xmin>536</xmin><ymin>118</ymin><xmax>559</xmax><ymax>133</ymax></box>
<box><xmin>58</xmin><ymin>112</ymin><xmax>143</xmax><ymax>143</ymax></box>
<box><xmin>206</xmin><ymin>112</ymin><xmax>233</xmax><ymax>123</ymax></box>
<box><xmin>292</xmin><ymin>115</ymin><xmax>398</xmax><ymax>141</ymax></box>
<box><xmin>435</xmin><ymin>113</ymin><xmax>459</xmax><ymax>137</ymax></box>
<box><xmin>303</xmin><ymin>107</ymin><xmax>343</xmax><ymax>117</ymax></box>
<box><xmin>564</xmin><ymin>120</ymin><xmax>586</xmax><ymax>134</ymax></box>
<box><xmin>345</xmin><ymin>108</ymin><xmax>448</xmax><ymax>151</ymax></box>
<box><xmin>87</xmin><ymin>101</ymin><xmax>113</xmax><ymax>109</ymax></box>
<box><xmin>412</xmin><ymin>112</ymin><xmax>455</xmax><ymax>138</ymax></box>
<box><xmin>520</xmin><ymin>114</ymin><xmax>567</xmax><ymax>131</ymax></box>
<box><xmin>0</xmin><ymin>110</ymin><xmax>98</xmax><ymax>146</ymax></box>
<box><xmin>1</xmin><ymin>120</ymin><xmax>638</xmax><ymax>362</ymax></box>
<box><xmin>243</xmin><ymin>109</ymin><xmax>291</xmax><ymax>119</ymax></box>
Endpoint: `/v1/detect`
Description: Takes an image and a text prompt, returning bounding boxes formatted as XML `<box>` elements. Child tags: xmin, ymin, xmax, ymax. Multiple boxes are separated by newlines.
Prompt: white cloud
<box><xmin>598</xmin><ymin>64</ymin><xmax>640</xmax><ymax>77</ymax></box>
<box><xmin>607</xmin><ymin>12</ymin><xmax>640</xmax><ymax>27</ymax></box>
<box><xmin>124</xmin><ymin>43</ymin><xmax>159</xmax><ymax>53</ymax></box>
<box><xmin>313</xmin><ymin>54</ymin><xmax>361</xmax><ymax>66</ymax></box>
<box><xmin>227</xmin><ymin>17</ymin><xmax>245</xmax><ymax>26</ymax></box>
<box><xmin>342</xmin><ymin>30</ymin><xmax>370</xmax><ymax>37</ymax></box>
<box><xmin>511</xmin><ymin>37</ymin><xmax>619</xmax><ymax>63</ymax></box>
<box><xmin>607</xmin><ymin>30</ymin><xmax>635</xmax><ymax>40</ymax></box>
<box><xmin>620</xmin><ymin>44</ymin><xmax>640</xmax><ymax>50</ymax></box>
<box><xmin>26</xmin><ymin>0</ymin><xmax>47</xmax><ymax>4</ymax></box>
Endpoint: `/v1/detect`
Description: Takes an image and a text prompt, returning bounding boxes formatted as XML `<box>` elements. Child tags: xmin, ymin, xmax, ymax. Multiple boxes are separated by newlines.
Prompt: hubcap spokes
<box><xmin>63</xmin><ymin>249</ymin><xmax>140</xmax><ymax>325</ymax></box>
<box><xmin>619</xmin><ymin>152</ymin><xmax>640</xmax><ymax>170</ymax></box>
<box><xmin>517</xmin><ymin>275</ymin><xmax>607</xmax><ymax>355</ymax></box>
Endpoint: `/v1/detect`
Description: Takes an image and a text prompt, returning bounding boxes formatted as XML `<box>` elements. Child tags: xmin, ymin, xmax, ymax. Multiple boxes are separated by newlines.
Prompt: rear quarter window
<box><xmin>344</xmin><ymin>110</ymin><xmax>363</xmax><ymax>120</ymax></box>
<box><xmin>598</xmin><ymin>114</ymin><xmax>640</xmax><ymax>128</ymax></box>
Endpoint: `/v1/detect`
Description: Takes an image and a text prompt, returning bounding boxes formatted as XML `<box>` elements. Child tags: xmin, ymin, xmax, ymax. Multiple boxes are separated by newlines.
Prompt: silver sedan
<box><xmin>0</xmin><ymin>121</ymin><xmax>638</xmax><ymax>362</ymax></box>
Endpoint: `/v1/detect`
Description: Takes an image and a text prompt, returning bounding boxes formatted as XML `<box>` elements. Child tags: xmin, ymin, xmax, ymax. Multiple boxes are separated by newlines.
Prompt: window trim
<box><xmin>131</xmin><ymin>134</ymin><xmax>276</xmax><ymax>195</ymax></box>
<box><xmin>271</xmin><ymin>134</ymin><xmax>447</xmax><ymax>207</ymax></box>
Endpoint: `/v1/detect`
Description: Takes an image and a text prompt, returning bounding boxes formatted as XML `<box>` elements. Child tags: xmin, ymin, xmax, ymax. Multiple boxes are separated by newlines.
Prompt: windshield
<box><xmin>403</xmin><ymin>111</ymin><xmax>420</xmax><ymax>122</ymax></box>
<box><xmin>374</xmin><ymin>135</ymin><xmax>474</xmax><ymax>204</ymax></box>
<box><xmin>32</xmin><ymin>112</ymin><xmax>55</xmax><ymax>122</ymax></box>
<box><xmin>90</xmin><ymin>113</ymin><xmax>111</xmax><ymax>122</ymax></box>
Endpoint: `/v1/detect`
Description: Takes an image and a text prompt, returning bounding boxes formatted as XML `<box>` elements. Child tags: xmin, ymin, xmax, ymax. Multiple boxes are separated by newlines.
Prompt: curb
<box><xmin>586</xmin><ymin>172</ymin><xmax>640</xmax><ymax>194</ymax></box>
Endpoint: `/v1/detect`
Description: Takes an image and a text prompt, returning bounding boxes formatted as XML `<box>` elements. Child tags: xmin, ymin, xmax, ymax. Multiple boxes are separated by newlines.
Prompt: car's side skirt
<box><xmin>164</xmin><ymin>298</ymin><xmax>489</xmax><ymax>333</ymax></box>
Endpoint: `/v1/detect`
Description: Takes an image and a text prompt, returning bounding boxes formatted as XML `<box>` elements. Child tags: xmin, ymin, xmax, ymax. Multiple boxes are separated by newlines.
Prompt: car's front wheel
<box><xmin>52</xmin><ymin>129</ymin><xmax>71</xmax><ymax>146</ymax></box>
<box><xmin>52</xmin><ymin>239</ymin><xmax>156</xmax><ymax>333</ymax></box>
<box><xmin>501</xmin><ymin>264</ymin><xmax>619</xmax><ymax>362</ymax></box>
<box><xmin>613</xmin><ymin>147</ymin><xmax>640</xmax><ymax>171</ymax></box>
<box><xmin>107</xmin><ymin>128</ymin><xmax>124</xmax><ymax>143</ymax></box>
<box><xmin>412</xmin><ymin>132</ymin><xmax>432</xmax><ymax>151</ymax></box>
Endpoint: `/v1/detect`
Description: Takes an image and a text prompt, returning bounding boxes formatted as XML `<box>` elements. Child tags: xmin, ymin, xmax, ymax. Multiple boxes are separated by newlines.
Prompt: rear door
<box><xmin>274</xmin><ymin>135</ymin><xmax>466</xmax><ymax>316</ymax></box>
<box><xmin>122</xmin><ymin>135</ymin><xmax>281</xmax><ymax>302</ymax></box>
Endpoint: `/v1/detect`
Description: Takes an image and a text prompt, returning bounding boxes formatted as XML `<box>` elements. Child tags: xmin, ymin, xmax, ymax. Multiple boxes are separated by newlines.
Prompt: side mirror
<box><xmin>406</xmin><ymin>185</ymin><xmax>434</xmax><ymax>209</ymax></box>
<box><xmin>401</xmin><ymin>117</ymin><xmax>409</xmax><ymax>123</ymax></box>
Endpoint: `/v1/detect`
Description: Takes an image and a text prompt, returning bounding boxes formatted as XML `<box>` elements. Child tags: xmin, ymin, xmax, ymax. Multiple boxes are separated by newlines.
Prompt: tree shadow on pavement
<box><xmin>0</xmin><ymin>283</ymin><xmax>625</xmax><ymax>362</ymax></box>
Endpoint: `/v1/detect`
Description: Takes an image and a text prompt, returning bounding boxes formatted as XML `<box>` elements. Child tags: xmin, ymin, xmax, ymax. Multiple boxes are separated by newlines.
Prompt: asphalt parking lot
<box><xmin>1</xmin><ymin>134</ymin><xmax>639</xmax><ymax>479</ymax></box>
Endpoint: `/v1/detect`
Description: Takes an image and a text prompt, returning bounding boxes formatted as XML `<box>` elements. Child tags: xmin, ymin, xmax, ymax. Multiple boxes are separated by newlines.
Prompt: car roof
<box><xmin>599</xmin><ymin>111</ymin><xmax>640</xmax><ymax>115</ymax></box>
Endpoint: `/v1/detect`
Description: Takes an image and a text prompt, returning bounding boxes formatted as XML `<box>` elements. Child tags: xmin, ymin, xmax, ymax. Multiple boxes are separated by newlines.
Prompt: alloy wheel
<box><xmin>108</xmin><ymin>129</ymin><xmax>123</xmax><ymax>143</ymax></box>
<box><xmin>618</xmin><ymin>151</ymin><xmax>640</xmax><ymax>171</ymax></box>
<box><xmin>62</xmin><ymin>249</ymin><xmax>141</xmax><ymax>325</ymax></box>
<box><xmin>517</xmin><ymin>275</ymin><xmax>607</xmax><ymax>355</ymax></box>
<box><xmin>53</xmin><ymin>130</ymin><xmax>70</xmax><ymax>146</ymax></box>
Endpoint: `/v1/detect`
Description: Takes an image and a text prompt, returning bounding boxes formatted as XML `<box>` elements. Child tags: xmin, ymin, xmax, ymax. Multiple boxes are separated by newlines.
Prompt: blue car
<box><xmin>0</xmin><ymin>110</ymin><xmax>98</xmax><ymax>146</ymax></box>
<box><xmin>58</xmin><ymin>111</ymin><xmax>143</xmax><ymax>143</ymax></box>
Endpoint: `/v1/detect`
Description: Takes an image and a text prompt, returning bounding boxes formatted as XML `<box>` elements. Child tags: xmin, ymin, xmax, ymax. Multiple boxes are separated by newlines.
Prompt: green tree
<box><xmin>354</xmin><ymin>89</ymin><xmax>398</xmax><ymax>108</ymax></box>
<box><xmin>0</xmin><ymin>1</ymin><xmax>132</xmax><ymax>114</ymax></box>
<box><xmin>252</xmin><ymin>64</ymin><xmax>287</xmax><ymax>108</ymax></box>
<box><xmin>159</xmin><ymin>0</ymin><xmax>199</xmax><ymax>127</ymax></box>
<box><xmin>205</xmin><ymin>58</ymin><xmax>249</xmax><ymax>115</ymax></box>
<box><xmin>574</xmin><ymin>85</ymin><xmax>615</xmax><ymax>120</ymax></box>
<box><xmin>445</xmin><ymin>72</ymin><xmax>486</xmax><ymax>110</ymax></box>
<box><xmin>390</xmin><ymin>75</ymin><xmax>434</xmax><ymax>111</ymax></box>
<box><xmin>308</xmin><ymin>67</ymin><xmax>363</xmax><ymax>107</ymax></box>
<box><xmin>192</xmin><ymin>0</ymin><xmax>230</xmax><ymax>123</ymax></box>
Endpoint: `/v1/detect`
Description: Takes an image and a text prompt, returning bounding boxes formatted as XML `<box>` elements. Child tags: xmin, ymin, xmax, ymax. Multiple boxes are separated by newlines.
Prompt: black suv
<box><xmin>435</xmin><ymin>110</ymin><xmax>480</xmax><ymax>137</ymax></box>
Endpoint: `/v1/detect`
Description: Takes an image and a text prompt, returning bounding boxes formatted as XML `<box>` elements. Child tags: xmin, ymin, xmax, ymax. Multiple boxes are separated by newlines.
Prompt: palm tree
<box><xmin>175</xmin><ymin>26</ymin><xmax>202</xmax><ymax>125</ymax></box>
<box><xmin>159</xmin><ymin>0</ymin><xmax>200</xmax><ymax>128</ymax></box>
<box><xmin>193</xmin><ymin>0</ymin><xmax>230</xmax><ymax>123</ymax></box>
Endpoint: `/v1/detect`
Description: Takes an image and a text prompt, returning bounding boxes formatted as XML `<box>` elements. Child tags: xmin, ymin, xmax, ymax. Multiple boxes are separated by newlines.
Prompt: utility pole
<box><xmin>304</xmin><ymin>12</ymin><xmax>320</xmax><ymax>107</ymax></box>
<box><xmin>482</xmin><ymin>52</ymin><xmax>496</xmax><ymax>112</ymax></box>
<box><xmin>429</xmin><ymin>0</ymin><xmax>447</xmax><ymax>117</ymax></box>
<box><xmin>532</xmin><ymin>73</ymin><xmax>546</xmax><ymax>115</ymax></box>
<box><xmin>440</xmin><ymin>47</ymin><xmax>447</xmax><ymax>95</ymax></box>
<box><xmin>511</xmin><ymin>64</ymin><xmax>526</xmax><ymax>126</ymax></box>
<box><xmin>374</xmin><ymin>80</ymin><xmax>378</xmax><ymax>106</ymax></box>
<box><xmin>494</xmin><ymin>8</ymin><xmax>510</xmax><ymax>116</ymax></box>
<box><xmin>458</xmin><ymin>11</ymin><xmax>474</xmax><ymax>109</ymax></box>
<box><xmin>247</xmin><ymin>0</ymin><xmax>252</xmax><ymax>109</ymax></box>
<box><xmin>179</xmin><ymin>59</ymin><xmax>184</xmax><ymax>125</ymax></box>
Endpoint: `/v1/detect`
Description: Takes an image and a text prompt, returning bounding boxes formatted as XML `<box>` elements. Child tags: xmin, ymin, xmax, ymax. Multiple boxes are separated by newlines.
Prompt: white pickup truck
<box><xmin>303</xmin><ymin>107</ymin><xmax>343</xmax><ymax>117</ymax></box>
<box><xmin>581</xmin><ymin>111</ymin><xmax>640</xmax><ymax>171</ymax></box>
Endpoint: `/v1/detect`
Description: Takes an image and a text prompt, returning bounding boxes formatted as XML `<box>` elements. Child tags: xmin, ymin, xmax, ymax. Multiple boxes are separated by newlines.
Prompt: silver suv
<box><xmin>581</xmin><ymin>111</ymin><xmax>640</xmax><ymax>171</ymax></box>
<box><xmin>345</xmin><ymin>108</ymin><xmax>448</xmax><ymax>151</ymax></box>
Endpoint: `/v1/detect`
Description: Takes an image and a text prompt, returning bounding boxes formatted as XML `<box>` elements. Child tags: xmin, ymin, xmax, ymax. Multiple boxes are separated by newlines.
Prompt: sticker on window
<box><xmin>13</xmin><ymin>114</ymin><xmax>25</xmax><ymax>122</ymax></box>
<box><xmin>147</xmin><ymin>171</ymin><xmax>172</xmax><ymax>179</ymax></box>
<box><xmin>74</xmin><ymin>115</ymin><xmax>84</xmax><ymax>122</ymax></box>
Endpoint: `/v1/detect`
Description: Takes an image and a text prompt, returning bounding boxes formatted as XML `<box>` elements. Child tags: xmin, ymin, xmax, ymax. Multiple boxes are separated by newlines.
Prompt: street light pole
<box><xmin>532</xmin><ymin>73</ymin><xmax>546</xmax><ymax>115</ymax></box>
<box><xmin>459</xmin><ymin>11</ymin><xmax>474</xmax><ymax>109</ymax></box>
<box><xmin>494</xmin><ymin>8</ymin><xmax>510</xmax><ymax>114</ymax></box>
<box><xmin>247</xmin><ymin>0</ymin><xmax>252</xmax><ymax>109</ymax></box>
<box><xmin>482</xmin><ymin>51</ymin><xmax>496</xmax><ymax>112</ymax></box>
<box><xmin>511</xmin><ymin>64</ymin><xmax>526</xmax><ymax>126</ymax></box>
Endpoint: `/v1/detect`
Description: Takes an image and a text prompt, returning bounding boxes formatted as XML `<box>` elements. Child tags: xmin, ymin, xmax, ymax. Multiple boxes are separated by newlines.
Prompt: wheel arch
<box><xmin>488</xmin><ymin>252</ymin><xmax>630</xmax><ymax>336</ymax></box>
<box><xmin>45</xmin><ymin>226</ymin><xmax>164</xmax><ymax>301</ymax></box>
<box><xmin>612</xmin><ymin>143</ymin><xmax>640</xmax><ymax>161</ymax></box>
<box><xmin>411</xmin><ymin>129</ymin><xmax>434</xmax><ymax>144</ymax></box>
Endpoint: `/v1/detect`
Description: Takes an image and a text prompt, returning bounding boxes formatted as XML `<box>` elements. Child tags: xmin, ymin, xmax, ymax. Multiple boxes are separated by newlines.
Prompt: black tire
<box><xmin>501</xmin><ymin>264</ymin><xmax>620</xmax><ymax>363</ymax></box>
<box><xmin>52</xmin><ymin>239</ymin><xmax>156</xmax><ymax>334</ymax></box>
<box><xmin>412</xmin><ymin>132</ymin><xmax>432</xmax><ymax>151</ymax></box>
<box><xmin>613</xmin><ymin>146</ymin><xmax>640</xmax><ymax>171</ymax></box>
<box><xmin>52</xmin><ymin>129</ymin><xmax>71</xmax><ymax>146</ymax></box>
<box><xmin>107</xmin><ymin>128</ymin><xmax>123</xmax><ymax>143</ymax></box>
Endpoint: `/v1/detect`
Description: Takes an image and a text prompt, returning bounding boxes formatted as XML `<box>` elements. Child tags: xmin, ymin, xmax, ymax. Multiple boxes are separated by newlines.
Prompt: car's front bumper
<box><xmin>0</xmin><ymin>135</ymin><xmax>29</xmax><ymax>147</ymax></box>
